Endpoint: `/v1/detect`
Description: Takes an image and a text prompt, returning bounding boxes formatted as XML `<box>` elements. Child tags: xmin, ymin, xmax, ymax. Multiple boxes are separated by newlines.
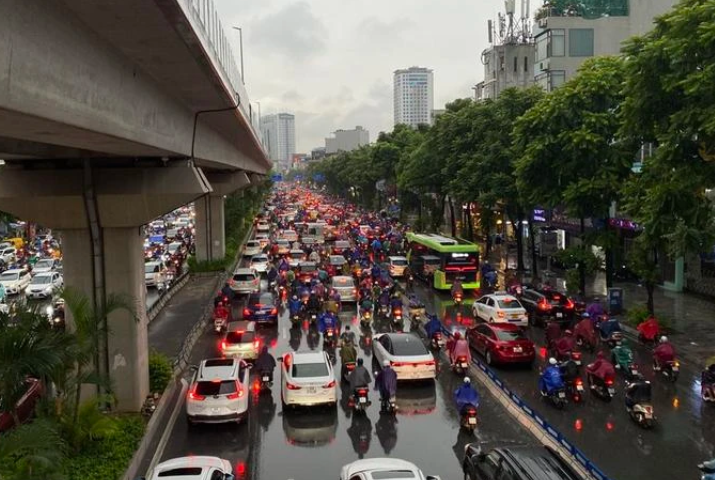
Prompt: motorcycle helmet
<box><xmin>463</xmin><ymin>376</ymin><xmax>471</xmax><ymax>384</ymax></box>
<box><xmin>292</xmin><ymin>295</ymin><xmax>298</xmax><ymax>300</ymax></box>
<box><xmin>357</xmin><ymin>358</ymin><xmax>364</xmax><ymax>366</ymax></box>
<box><xmin>454</xmin><ymin>331</ymin><xmax>462</xmax><ymax>340</ymax></box>
<box><xmin>660</xmin><ymin>336</ymin><xmax>668</xmax><ymax>343</ymax></box>
<box><xmin>581</xmin><ymin>312</ymin><xmax>590</xmax><ymax>318</ymax></box>
<box><xmin>549</xmin><ymin>357</ymin><xmax>558</xmax><ymax>365</ymax></box>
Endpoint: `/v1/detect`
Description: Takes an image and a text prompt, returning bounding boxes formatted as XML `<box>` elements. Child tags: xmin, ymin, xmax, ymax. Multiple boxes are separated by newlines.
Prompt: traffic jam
<box><xmin>154</xmin><ymin>183</ymin><xmax>681</xmax><ymax>480</ymax></box>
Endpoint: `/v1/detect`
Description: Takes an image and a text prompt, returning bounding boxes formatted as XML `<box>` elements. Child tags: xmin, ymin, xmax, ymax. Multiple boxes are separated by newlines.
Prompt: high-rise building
<box><xmin>260</xmin><ymin>113</ymin><xmax>295</xmax><ymax>169</ymax></box>
<box><xmin>393</xmin><ymin>67</ymin><xmax>434</xmax><ymax>128</ymax></box>
<box><xmin>325</xmin><ymin>126</ymin><xmax>370</xmax><ymax>154</ymax></box>
<box><xmin>533</xmin><ymin>0</ymin><xmax>676</xmax><ymax>91</ymax></box>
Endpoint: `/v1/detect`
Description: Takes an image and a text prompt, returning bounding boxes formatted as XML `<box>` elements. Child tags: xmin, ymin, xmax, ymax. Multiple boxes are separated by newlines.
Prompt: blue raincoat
<box><xmin>454</xmin><ymin>384</ymin><xmax>480</xmax><ymax>412</ymax></box>
<box><xmin>539</xmin><ymin>365</ymin><xmax>565</xmax><ymax>394</ymax></box>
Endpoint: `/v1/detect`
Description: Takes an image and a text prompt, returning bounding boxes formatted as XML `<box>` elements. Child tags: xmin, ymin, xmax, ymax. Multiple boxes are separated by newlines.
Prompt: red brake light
<box><xmin>188</xmin><ymin>388</ymin><xmax>205</xmax><ymax>401</ymax></box>
<box><xmin>243</xmin><ymin>308</ymin><xmax>251</xmax><ymax>317</ymax></box>
<box><xmin>538</xmin><ymin>298</ymin><xmax>551</xmax><ymax>311</ymax></box>
<box><xmin>323</xmin><ymin>380</ymin><xmax>336</xmax><ymax>388</ymax></box>
<box><xmin>253</xmin><ymin>340</ymin><xmax>260</xmax><ymax>349</ymax></box>
<box><xmin>270</xmin><ymin>307</ymin><xmax>278</xmax><ymax>315</ymax></box>
<box><xmin>357</xmin><ymin>388</ymin><xmax>368</xmax><ymax>395</ymax></box>
<box><xmin>227</xmin><ymin>381</ymin><xmax>244</xmax><ymax>399</ymax></box>
<box><xmin>575</xmin><ymin>378</ymin><xmax>583</xmax><ymax>386</ymax></box>
<box><xmin>565</xmin><ymin>299</ymin><xmax>574</xmax><ymax>309</ymax></box>
<box><xmin>286</xmin><ymin>382</ymin><xmax>302</xmax><ymax>390</ymax></box>
<box><xmin>220</xmin><ymin>341</ymin><xmax>227</xmax><ymax>351</ymax></box>
<box><xmin>605</xmin><ymin>378</ymin><xmax>614</xmax><ymax>386</ymax></box>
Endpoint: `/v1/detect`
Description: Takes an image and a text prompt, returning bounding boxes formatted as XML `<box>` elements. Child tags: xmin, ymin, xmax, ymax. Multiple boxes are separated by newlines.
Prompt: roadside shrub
<box><xmin>624</xmin><ymin>304</ymin><xmax>674</xmax><ymax>332</ymax></box>
<box><xmin>149</xmin><ymin>351</ymin><xmax>173</xmax><ymax>394</ymax></box>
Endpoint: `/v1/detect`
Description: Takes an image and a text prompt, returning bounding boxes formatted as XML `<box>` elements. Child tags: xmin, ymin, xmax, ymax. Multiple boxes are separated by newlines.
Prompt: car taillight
<box><xmin>286</xmin><ymin>382</ymin><xmax>302</xmax><ymax>390</ymax></box>
<box><xmin>323</xmin><ymin>380</ymin><xmax>336</xmax><ymax>388</ymax></box>
<box><xmin>270</xmin><ymin>308</ymin><xmax>278</xmax><ymax>315</ymax></box>
<box><xmin>220</xmin><ymin>341</ymin><xmax>227</xmax><ymax>351</ymax></box>
<box><xmin>421</xmin><ymin>360</ymin><xmax>436</xmax><ymax>366</ymax></box>
<box><xmin>188</xmin><ymin>388</ymin><xmax>205</xmax><ymax>401</ymax></box>
<box><xmin>391</xmin><ymin>361</ymin><xmax>407</xmax><ymax>367</ymax></box>
<box><xmin>575</xmin><ymin>378</ymin><xmax>583</xmax><ymax>386</ymax></box>
<box><xmin>538</xmin><ymin>299</ymin><xmax>551</xmax><ymax>311</ymax></box>
<box><xmin>227</xmin><ymin>382</ymin><xmax>244</xmax><ymax>399</ymax></box>
<box><xmin>564</xmin><ymin>299</ymin><xmax>574</xmax><ymax>309</ymax></box>
<box><xmin>253</xmin><ymin>340</ymin><xmax>260</xmax><ymax>349</ymax></box>
<box><xmin>605</xmin><ymin>378</ymin><xmax>614</xmax><ymax>386</ymax></box>
<box><xmin>243</xmin><ymin>308</ymin><xmax>251</xmax><ymax>317</ymax></box>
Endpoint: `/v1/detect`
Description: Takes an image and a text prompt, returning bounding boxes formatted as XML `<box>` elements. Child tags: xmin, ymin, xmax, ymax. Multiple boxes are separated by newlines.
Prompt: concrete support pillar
<box><xmin>195</xmin><ymin>194</ymin><xmax>226</xmax><ymax>262</ymax></box>
<box><xmin>60</xmin><ymin>227</ymin><xmax>149</xmax><ymax>411</ymax></box>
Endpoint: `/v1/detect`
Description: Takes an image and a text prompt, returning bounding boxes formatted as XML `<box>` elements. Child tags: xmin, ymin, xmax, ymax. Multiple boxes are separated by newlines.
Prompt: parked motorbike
<box><xmin>460</xmin><ymin>405</ymin><xmax>478</xmax><ymax>431</ymax></box>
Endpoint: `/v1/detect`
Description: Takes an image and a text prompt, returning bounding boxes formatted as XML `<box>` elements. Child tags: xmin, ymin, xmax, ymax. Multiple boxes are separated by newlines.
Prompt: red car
<box><xmin>467</xmin><ymin>323</ymin><xmax>535</xmax><ymax>366</ymax></box>
<box><xmin>0</xmin><ymin>378</ymin><xmax>43</xmax><ymax>432</ymax></box>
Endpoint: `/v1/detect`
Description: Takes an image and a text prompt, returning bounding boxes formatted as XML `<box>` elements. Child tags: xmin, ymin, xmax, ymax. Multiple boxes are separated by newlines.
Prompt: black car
<box><xmin>463</xmin><ymin>443</ymin><xmax>585</xmax><ymax>480</ymax></box>
<box><xmin>517</xmin><ymin>287</ymin><xmax>575</xmax><ymax>327</ymax></box>
<box><xmin>243</xmin><ymin>291</ymin><xmax>279</xmax><ymax>324</ymax></box>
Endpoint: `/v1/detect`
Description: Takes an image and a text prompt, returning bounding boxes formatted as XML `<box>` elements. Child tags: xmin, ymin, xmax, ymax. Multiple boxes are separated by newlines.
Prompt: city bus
<box><xmin>406</xmin><ymin>232</ymin><xmax>480</xmax><ymax>290</ymax></box>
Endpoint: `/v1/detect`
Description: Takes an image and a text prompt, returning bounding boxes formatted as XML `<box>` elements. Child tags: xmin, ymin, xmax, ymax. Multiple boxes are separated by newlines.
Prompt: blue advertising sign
<box><xmin>313</xmin><ymin>173</ymin><xmax>325</xmax><ymax>182</ymax></box>
<box><xmin>271</xmin><ymin>174</ymin><xmax>283</xmax><ymax>182</ymax></box>
<box><xmin>295</xmin><ymin>174</ymin><xmax>303</xmax><ymax>180</ymax></box>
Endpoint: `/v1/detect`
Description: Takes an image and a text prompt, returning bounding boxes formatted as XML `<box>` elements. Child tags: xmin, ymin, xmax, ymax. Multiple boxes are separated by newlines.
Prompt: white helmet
<box><xmin>660</xmin><ymin>335</ymin><xmax>668</xmax><ymax>343</ymax></box>
<box><xmin>383</xmin><ymin>360</ymin><xmax>390</xmax><ymax>367</ymax></box>
<box><xmin>463</xmin><ymin>377</ymin><xmax>471</xmax><ymax>384</ymax></box>
<box><xmin>549</xmin><ymin>357</ymin><xmax>558</xmax><ymax>365</ymax></box>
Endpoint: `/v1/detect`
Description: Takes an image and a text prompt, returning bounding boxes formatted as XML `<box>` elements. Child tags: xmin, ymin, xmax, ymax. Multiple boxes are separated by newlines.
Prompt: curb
<box><xmin>147</xmin><ymin>272</ymin><xmax>190</xmax><ymax>324</ymax></box>
<box><xmin>145</xmin><ymin>379</ymin><xmax>189</xmax><ymax>477</ymax></box>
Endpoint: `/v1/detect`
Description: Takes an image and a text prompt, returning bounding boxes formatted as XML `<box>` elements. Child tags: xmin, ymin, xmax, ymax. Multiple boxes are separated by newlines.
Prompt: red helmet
<box><xmin>453</xmin><ymin>331</ymin><xmax>462</xmax><ymax>340</ymax></box>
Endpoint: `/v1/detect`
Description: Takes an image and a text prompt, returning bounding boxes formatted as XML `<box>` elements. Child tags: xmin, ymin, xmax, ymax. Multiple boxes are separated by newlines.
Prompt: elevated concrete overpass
<box><xmin>0</xmin><ymin>0</ymin><xmax>271</xmax><ymax>410</ymax></box>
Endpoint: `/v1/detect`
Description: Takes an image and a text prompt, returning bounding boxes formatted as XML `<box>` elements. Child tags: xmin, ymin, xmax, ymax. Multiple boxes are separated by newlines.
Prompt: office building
<box><xmin>325</xmin><ymin>126</ymin><xmax>370</xmax><ymax>154</ymax></box>
<box><xmin>393</xmin><ymin>67</ymin><xmax>434</xmax><ymax>128</ymax></box>
<box><xmin>533</xmin><ymin>0</ymin><xmax>676</xmax><ymax>91</ymax></box>
<box><xmin>260</xmin><ymin>113</ymin><xmax>296</xmax><ymax>168</ymax></box>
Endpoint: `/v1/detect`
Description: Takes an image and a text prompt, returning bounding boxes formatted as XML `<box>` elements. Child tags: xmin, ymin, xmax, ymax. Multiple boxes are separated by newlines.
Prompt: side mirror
<box><xmin>426</xmin><ymin>476</ymin><xmax>441</xmax><ymax>480</ymax></box>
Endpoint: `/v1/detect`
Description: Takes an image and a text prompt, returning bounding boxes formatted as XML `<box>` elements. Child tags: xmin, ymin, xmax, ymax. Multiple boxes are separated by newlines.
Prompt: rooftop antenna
<box><xmin>505</xmin><ymin>0</ymin><xmax>515</xmax><ymax>41</ymax></box>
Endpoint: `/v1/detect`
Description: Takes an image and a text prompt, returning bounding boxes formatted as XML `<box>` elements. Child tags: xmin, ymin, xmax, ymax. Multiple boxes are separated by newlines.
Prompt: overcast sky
<box><xmin>215</xmin><ymin>0</ymin><xmax>504</xmax><ymax>152</ymax></box>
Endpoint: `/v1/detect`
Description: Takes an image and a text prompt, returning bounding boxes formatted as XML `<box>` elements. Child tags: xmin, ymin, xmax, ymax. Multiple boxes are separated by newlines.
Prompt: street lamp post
<box><xmin>232</xmin><ymin>26</ymin><xmax>245</xmax><ymax>84</ymax></box>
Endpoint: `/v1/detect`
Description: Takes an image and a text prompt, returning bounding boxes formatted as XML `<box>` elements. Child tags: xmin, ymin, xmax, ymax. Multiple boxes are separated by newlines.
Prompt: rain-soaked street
<box><xmin>155</xmin><ymin>262</ymin><xmax>715</xmax><ymax>480</ymax></box>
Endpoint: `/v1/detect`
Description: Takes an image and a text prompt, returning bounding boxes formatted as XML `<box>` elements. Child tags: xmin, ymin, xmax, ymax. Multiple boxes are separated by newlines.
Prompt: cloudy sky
<box><xmin>215</xmin><ymin>0</ymin><xmax>505</xmax><ymax>152</ymax></box>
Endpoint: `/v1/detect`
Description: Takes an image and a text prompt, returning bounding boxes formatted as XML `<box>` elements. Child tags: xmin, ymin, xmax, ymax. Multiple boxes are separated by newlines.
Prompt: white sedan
<box><xmin>341</xmin><ymin>458</ymin><xmax>441</xmax><ymax>480</ymax></box>
<box><xmin>0</xmin><ymin>268</ymin><xmax>32</xmax><ymax>295</ymax></box>
<box><xmin>242</xmin><ymin>240</ymin><xmax>262</xmax><ymax>257</ymax></box>
<box><xmin>250</xmin><ymin>254</ymin><xmax>270</xmax><ymax>274</ymax></box>
<box><xmin>256</xmin><ymin>222</ymin><xmax>271</xmax><ymax>233</ymax></box>
<box><xmin>281</xmin><ymin>351</ymin><xmax>337</xmax><ymax>408</ymax></box>
<box><xmin>472</xmin><ymin>293</ymin><xmax>529</xmax><ymax>327</ymax></box>
<box><xmin>146</xmin><ymin>456</ymin><xmax>235</xmax><ymax>480</ymax></box>
<box><xmin>25</xmin><ymin>272</ymin><xmax>63</xmax><ymax>300</ymax></box>
<box><xmin>372</xmin><ymin>333</ymin><xmax>436</xmax><ymax>381</ymax></box>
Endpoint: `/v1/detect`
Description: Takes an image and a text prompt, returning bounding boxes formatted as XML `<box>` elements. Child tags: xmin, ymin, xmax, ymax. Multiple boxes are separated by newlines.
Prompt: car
<box><xmin>243</xmin><ymin>291</ymin><xmax>279</xmax><ymax>324</ymax></box>
<box><xmin>256</xmin><ymin>221</ymin><xmax>271</xmax><ymax>233</ymax></box>
<box><xmin>297</xmin><ymin>261</ymin><xmax>318</xmax><ymax>284</ymax></box>
<box><xmin>472</xmin><ymin>293</ymin><xmax>529</xmax><ymax>327</ymax></box>
<box><xmin>0</xmin><ymin>378</ymin><xmax>44</xmax><ymax>432</ymax></box>
<box><xmin>341</xmin><ymin>458</ymin><xmax>441</xmax><ymax>480</ymax></box>
<box><xmin>274</xmin><ymin>238</ymin><xmax>291</xmax><ymax>255</ymax></box>
<box><xmin>330</xmin><ymin>275</ymin><xmax>357</xmax><ymax>302</ymax></box>
<box><xmin>280</xmin><ymin>350</ymin><xmax>337</xmax><ymax>408</ymax></box>
<box><xmin>31</xmin><ymin>258</ymin><xmax>60</xmax><ymax>275</ymax></box>
<box><xmin>242</xmin><ymin>240</ymin><xmax>262</xmax><ymax>257</ymax></box>
<box><xmin>166</xmin><ymin>242</ymin><xmax>184</xmax><ymax>256</ymax></box>
<box><xmin>467</xmin><ymin>323</ymin><xmax>535</xmax><ymax>366</ymax></box>
<box><xmin>229</xmin><ymin>268</ymin><xmax>260</xmax><ymax>294</ymax></box>
<box><xmin>142</xmin><ymin>456</ymin><xmax>235</xmax><ymax>480</ymax></box>
<box><xmin>220</xmin><ymin>321</ymin><xmax>260</xmax><ymax>360</ymax></box>
<box><xmin>255</xmin><ymin>233</ymin><xmax>270</xmax><ymax>249</ymax></box>
<box><xmin>372</xmin><ymin>333</ymin><xmax>436</xmax><ymax>381</ymax></box>
<box><xmin>387</xmin><ymin>256</ymin><xmax>408</xmax><ymax>278</ymax></box>
<box><xmin>326</xmin><ymin>255</ymin><xmax>347</xmax><ymax>276</ymax></box>
<box><xmin>25</xmin><ymin>272</ymin><xmax>63</xmax><ymax>300</ymax></box>
<box><xmin>463</xmin><ymin>443</ymin><xmax>583</xmax><ymax>480</ymax></box>
<box><xmin>250</xmin><ymin>254</ymin><xmax>270</xmax><ymax>274</ymax></box>
<box><xmin>186</xmin><ymin>358</ymin><xmax>249</xmax><ymax>425</ymax></box>
<box><xmin>516</xmin><ymin>287</ymin><xmax>575</xmax><ymax>327</ymax></box>
<box><xmin>0</xmin><ymin>247</ymin><xmax>16</xmax><ymax>265</ymax></box>
<box><xmin>332</xmin><ymin>240</ymin><xmax>350</xmax><ymax>255</ymax></box>
<box><xmin>288</xmin><ymin>249</ymin><xmax>306</xmax><ymax>268</ymax></box>
<box><xmin>0</xmin><ymin>268</ymin><xmax>31</xmax><ymax>295</ymax></box>
<box><xmin>281</xmin><ymin>230</ymin><xmax>299</xmax><ymax>242</ymax></box>
<box><xmin>144</xmin><ymin>261</ymin><xmax>163</xmax><ymax>287</ymax></box>
<box><xmin>301</xmin><ymin>236</ymin><xmax>317</xmax><ymax>246</ymax></box>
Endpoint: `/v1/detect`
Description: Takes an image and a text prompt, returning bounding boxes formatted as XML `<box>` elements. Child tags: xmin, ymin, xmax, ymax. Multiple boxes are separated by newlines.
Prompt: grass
<box><xmin>60</xmin><ymin>414</ymin><xmax>145</xmax><ymax>480</ymax></box>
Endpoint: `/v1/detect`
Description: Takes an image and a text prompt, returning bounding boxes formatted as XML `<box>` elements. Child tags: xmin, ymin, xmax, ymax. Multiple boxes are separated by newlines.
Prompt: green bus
<box><xmin>406</xmin><ymin>232</ymin><xmax>480</xmax><ymax>290</ymax></box>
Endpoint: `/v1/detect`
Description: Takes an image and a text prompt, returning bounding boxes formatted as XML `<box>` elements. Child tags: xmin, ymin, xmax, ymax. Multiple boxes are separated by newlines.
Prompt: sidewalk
<box><xmin>487</xmin><ymin>247</ymin><xmax>715</xmax><ymax>367</ymax></box>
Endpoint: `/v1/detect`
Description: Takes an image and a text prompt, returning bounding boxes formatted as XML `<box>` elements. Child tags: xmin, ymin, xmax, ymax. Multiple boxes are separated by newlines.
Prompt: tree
<box><xmin>515</xmin><ymin>56</ymin><xmax>635</xmax><ymax>292</ymax></box>
<box><xmin>0</xmin><ymin>419</ymin><xmax>66</xmax><ymax>480</ymax></box>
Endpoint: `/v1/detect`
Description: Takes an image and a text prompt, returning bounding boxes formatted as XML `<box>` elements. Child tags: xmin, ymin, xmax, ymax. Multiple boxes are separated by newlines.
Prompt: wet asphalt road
<box><xmin>159</xmin><ymin>279</ymin><xmax>533</xmax><ymax>480</ymax></box>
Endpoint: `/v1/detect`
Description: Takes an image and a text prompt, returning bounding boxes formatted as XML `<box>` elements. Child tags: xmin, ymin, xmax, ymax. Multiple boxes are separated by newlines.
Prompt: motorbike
<box><xmin>452</xmin><ymin>356</ymin><xmax>469</xmax><ymax>376</ymax></box>
<box><xmin>430</xmin><ymin>331</ymin><xmax>444</xmax><ymax>350</ymax></box>
<box><xmin>378</xmin><ymin>303</ymin><xmax>390</xmax><ymax>319</ymax></box>
<box><xmin>323</xmin><ymin>327</ymin><xmax>337</xmax><ymax>348</ymax></box>
<box><xmin>541</xmin><ymin>387</ymin><xmax>567</xmax><ymax>409</ymax></box>
<box><xmin>453</xmin><ymin>292</ymin><xmax>463</xmax><ymax>307</ymax></box>
<box><xmin>565</xmin><ymin>376</ymin><xmax>585</xmax><ymax>403</ymax></box>
<box><xmin>290</xmin><ymin>310</ymin><xmax>301</xmax><ymax>326</ymax></box>
<box><xmin>258</xmin><ymin>370</ymin><xmax>273</xmax><ymax>391</ymax></box>
<box><xmin>352</xmin><ymin>387</ymin><xmax>371</xmax><ymax>412</ymax></box>
<box><xmin>588</xmin><ymin>374</ymin><xmax>616</xmax><ymax>401</ymax></box>
<box><xmin>391</xmin><ymin>307</ymin><xmax>403</xmax><ymax>326</ymax></box>
<box><xmin>627</xmin><ymin>402</ymin><xmax>655</xmax><ymax>429</ymax></box>
<box><xmin>341</xmin><ymin>361</ymin><xmax>356</xmax><ymax>383</ymax></box>
<box><xmin>460</xmin><ymin>405</ymin><xmax>478</xmax><ymax>431</ymax></box>
<box><xmin>213</xmin><ymin>313</ymin><xmax>228</xmax><ymax>334</ymax></box>
<box><xmin>656</xmin><ymin>359</ymin><xmax>680</xmax><ymax>383</ymax></box>
<box><xmin>380</xmin><ymin>395</ymin><xmax>397</xmax><ymax>414</ymax></box>
<box><xmin>360</xmin><ymin>310</ymin><xmax>372</xmax><ymax>329</ymax></box>
<box><xmin>600</xmin><ymin>330</ymin><xmax>624</xmax><ymax>349</ymax></box>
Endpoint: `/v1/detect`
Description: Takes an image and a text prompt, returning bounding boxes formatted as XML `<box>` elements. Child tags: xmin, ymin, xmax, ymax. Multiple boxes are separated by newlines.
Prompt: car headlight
<box><xmin>46</xmin><ymin>306</ymin><xmax>54</xmax><ymax>316</ymax></box>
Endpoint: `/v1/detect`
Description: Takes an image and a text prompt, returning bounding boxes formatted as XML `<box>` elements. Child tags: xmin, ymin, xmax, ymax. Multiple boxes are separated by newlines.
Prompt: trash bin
<box><xmin>608</xmin><ymin>287</ymin><xmax>624</xmax><ymax>315</ymax></box>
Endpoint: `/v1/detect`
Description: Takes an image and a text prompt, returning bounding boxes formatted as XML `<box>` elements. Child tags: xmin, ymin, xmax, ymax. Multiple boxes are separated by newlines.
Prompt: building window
<box><xmin>569</xmin><ymin>28</ymin><xmax>594</xmax><ymax>57</ymax></box>
<box><xmin>535</xmin><ymin>70</ymin><xmax>566</xmax><ymax>92</ymax></box>
<box><xmin>524</xmin><ymin>56</ymin><xmax>528</xmax><ymax>72</ymax></box>
<box><xmin>549</xmin><ymin>29</ymin><xmax>565</xmax><ymax>57</ymax></box>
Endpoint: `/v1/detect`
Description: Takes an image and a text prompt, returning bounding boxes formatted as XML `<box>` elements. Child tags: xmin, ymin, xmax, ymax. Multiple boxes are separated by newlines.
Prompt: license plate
<box><xmin>510</xmin><ymin>314</ymin><xmax>520</xmax><ymax>319</ymax></box>
<box><xmin>513</xmin><ymin>347</ymin><xmax>523</xmax><ymax>353</ymax></box>
<box><xmin>307</xmin><ymin>387</ymin><xmax>316</xmax><ymax>394</ymax></box>
<box><xmin>644</xmin><ymin>412</ymin><xmax>652</xmax><ymax>419</ymax></box>
<box><xmin>672</xmin><ymin>365</ymin><xmax>679</xmax><ymax>372</ymax></box>
<box><xmin>262</xmin><ymin>376</ymin><xmax>269</xmax><ymax>382</ymax></box>
<box><xmin>558</xmin><ymin>392</ymin><xmax>566</xmax><ymax>398</ymax></box>
<box><xmin>556</xmin><ymin>312</ymin><xmax>563</xmax><ymax>318</ymax></box>
<box><xmin>631</xmin><ymin>369</ymin><xmax>638</xmax><ymax>376</ymax></box>
<box><xmin>460</xmin><ymin>363</ymin><xmax>468</xmax><ymax>368</ymax></box>
<box><xmin>468</xmin><ymin>417</ymin><xmax>477</xmax><ymax>425</ymax></box>
<box><xmin>212</xmin><ymin>407</ymin><xmax>220</xmax><ymax>413</ymax></box>
<box><xmin>359</xmin><ymin>397</ymin><xmax>367</xmax><ymax>404</ymax></box>
<box><xmin>576</xmin><ymin>385</ymin><xmax>584</xmax><ymax>392</ymax></box>
<box><xmin>608</xmin><ymin>388</ymin><xmax>615</xmax><ymax>395</ymax></box>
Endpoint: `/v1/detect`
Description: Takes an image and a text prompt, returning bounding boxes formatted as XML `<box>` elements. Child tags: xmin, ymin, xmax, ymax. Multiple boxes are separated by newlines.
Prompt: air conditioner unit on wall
<box><xmin>538</xmin><ymin>60</ymin><xmax>549</xmax><ymax>72</ymax></box>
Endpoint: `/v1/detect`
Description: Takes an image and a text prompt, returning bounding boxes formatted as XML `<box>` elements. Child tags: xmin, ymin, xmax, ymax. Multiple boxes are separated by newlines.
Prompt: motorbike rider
<box><xmin>585</xmin><ymin>297</ymin><xmax>605</xmax><ymax>319</ymax></box>
<box><xmin>306</xmin><ymin>290</ymin><xmax>322</xmax><ymax>316</ymax></box>
<box><xmin>389</xmin><ymin>294</ymin><xmax>403</xmax><ymax>316</ymax></box>
<box><xmin>349</xmin><ymin>358</ymin><xmax>372</xmax><ymax>392</ymax></box>
<box><xmin>545</xmin><ymin>319</ymin><xmax>562</xmax><ymax>352</ymax></box>
<box><xmin>424</xmin><ymin>314</ymin><xmax>442</xmax><ymax>339</ymax></box>
<box><xmin>454</xmin><ymin>376</ymin><xmax>480</xmax><ymax>413</ymax></box>
<box><xmin>309</xmin><ymin>250</ymin><xmax>320</xmax><ymax>263</ymax></box>
<box><xmin>214</xmin><ymin>300</ymin><xmax>229</xmax><ymax>320</ymax></box>
<box><xmin>340</xmin><ymin>325</ymin><xmax>357</xmax><ymax>346</ymax></box>
<box><xmin>278</xmin><ymin>257</ymin><xmax>290</xmax><ymax>273</ymax></box>
<box><xmin>360</xmin><ymin>296</ymin><xmax>374</xmax><ymax>319</ymax></box>
<box><xmin>266</xmin><ymin>263</ymin><xmax>279</xmax><ymax>286</ymax></box>
<box><xmin>340</xmin><ymin>340</ymin><xmax>358</xmax><ymax>365</ymax></box>
<box><xmin>598</xmin><ymin>315</ymin><xmax>622</xmax><ymax>341</ymax></box>
<box><xmin>450</xmin><ymin>331</ymin><xmax>471</xmax><ymax>366</ymax></box>
<box><xmin>375</xmin><ymin>360</ymin><xmax>398</xmax><ymax>406</ymax></box>
<box><xmin>403</xmin><ymin>264</ymin><xmax>414</xmax><ymax>290</ymax></box>
<box><xmin>285</xmin><ymin>268</ymin><xmax>296</xmax><ymax>288</ymax></box>
<box><xmin>451</xmin><ymin>280</ymin><xmax>464</xmax><ymax>300</ymax></box>
<box><xmin>555</xmin><ymin>329</ymin><xmax>577</xmax><ymax>361</ymax></box>
<box><xmin>318</xmin><ymin>310</ymin><xmax>338</xmax><ymax>334</ymax></box>
<box><xmin>586</xmin><ymin>351</ymin><xmax>616</xmax><ymax>389</ymax></box>
<box><xmin>288</xmin><ymin>294</ymin><xmax>302</xmax><ymax>319</ymax></box>
<box><xmin>637</xmin><ymin>314</ymin><xmax>660</xmax><ymax>343</ymax></box>
<box><xmin>254</xmin><ymin>346</ymin><xmax>276</xmax><ymax>382</ymax></box>
<box><xmin>539</xmin><ymin>358</ymin><xmax>565</xmax><ymax>396</ymax></box>
<box><xmin>702</xmin><ymin>362</ymin><xmax>715</xmax><ymax>401</ymax></box>
<box><xmin>317</xmin><ymin>266</ymin><xmax>330</xmax><ymax>284</ymax></box>
<box><xmin>574</xmin><ymin>312</ymin><xmax>597</xmax><ymax>347</ymax></box>
<box><xmin>371</xmin><ymin>263</ymin><xmax>381</xmax><ymax>282</ymax></box>
<box><xmin>612</xmin><ymin>339</ymin><xmax>634</xmax><ymax>370</ymax></box>
<box><xmin>220</xmin><ymin>282</ymin><xmax>234</xmax><ymax>302</ymax></box>
<box><xmin>559</xmin><ymin>356</ymin><xmax>580</xmax><ymax>384</ymax></box>
<box><xmin>653</xmin><ymin>336</ymin><xmax>676</xmax><ymax>370</ymax></box>
<box><xmin>371</xmin><ymin>237</ymin><xmax>382</xmax><ymax>254</ymax></box>
<box><xmin>624</xmin><ymin>373</ymin><xmax>652</xmax><ymax>409</ymax></box>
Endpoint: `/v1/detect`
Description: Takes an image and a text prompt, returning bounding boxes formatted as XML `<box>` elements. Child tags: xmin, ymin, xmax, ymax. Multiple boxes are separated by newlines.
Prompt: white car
<box><xmin>281</xmin><ymin>230</ymin><xmax>298</xmax><ymax>242</ymax></box>
<box><xmin>0</xmin><ymin>247</ymin><xmax>16</xmax><ymax>265</ymax></box>
<box><xmin>243</xmin><ymin>240</ymin><xmax>262</xmax><ymax>257</ymax></box>
<box><xmin>281</xmin><ymin>351</ymin><xmax>337</xmax><ymax>408</ymax></box>
<box><xmin>341</xmin><ymin>458</ymin><xmax>441</xmax><ymax>480</ymax></box>
<box><xmin>472</xmin><ymin>293</ymin><xmax>529</xmax><ymax>327</ymax></box>
<box><xmin>256</xmin><ymin>221</ymin><xmax>271</xmax><ymax>233</ymax></box>
<box><xmin>144</xmin><ymin>456</ymin><xmax>235</xmax><ymax>480</ymax></box>
<box><xmin>31</xmin><ymin>258</ymin><xmax>59</xmax><ymax>275</ymax></box>
<box><xmin>186</xmin><ymin>358</ymin><xmax>249</xmax><ymax>425</ymax></box>
<box><xmin>0</xmin><ymin>268</ymin><xmax>32</xmax><ymax>295</ymax></box>
<box><xmin>274</xmin><ymin>239</ymin><xmax>291</xmax><ymax>255</ymax></box>
<box><xmin>166</xmin><ymin>242</ymin><xmax>184</xmax><ymax>256</ymax></box>
<box><xmin>230</xmin><ymin>268</ymin><xmax>260</xmax><ymax>294</ymax></box>
<box><xmin>144</xmin><ymin>261</ymin><xmax>163</xmax><ymax>287</ymax></box>
<box><xmin>372</xmin><ymin>333</ymin><xmax>436</xmax><ymax>381</ymax></box>
<box><xmin>388</xmin><ymin>256</ymin><xmax>408</xmax><ymax>278</ymax></box>
<box><xmin>25</xmin><ymin>272</ymin><xmax>63</xmax><ymax>300</ymax></box>
<box><xmin>255</xmin><ymin>233</ymin><xmax>270</xmax><ymax>249</ymax></box>
<box><xmin>288</xmin><ymin>249</ymin><xmax>306</xmax><ymax>268</ymax></box>
<box><xmin>220</xmin><ymin>321</ymin><xmax>259</xmax><ymax>361</ymax></box>
<box><xmin>250</xmin><ymin>254</ymin><xmax>270</xmax><ymax>274</ymax></box>
<box><xmin>330</xmin><ymin>276</ymin><xmax>357</xmax><ymax>302</ymax></box>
